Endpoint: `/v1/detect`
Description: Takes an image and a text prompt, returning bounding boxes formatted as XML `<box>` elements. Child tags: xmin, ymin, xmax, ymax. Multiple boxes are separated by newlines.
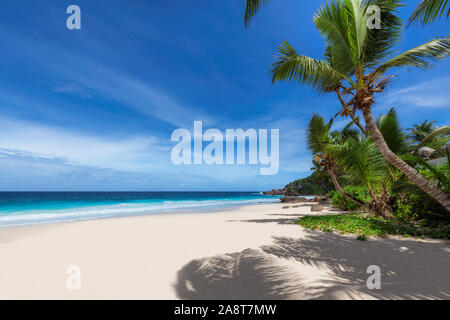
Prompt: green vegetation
<box><xmin>286</xmin><ymin>171</ymin><xmax>335</xmax><ymax>195</ymax></box>
<box><xmin>296</xmin><ymin>214</ymin><xmax>450</xmax><ymax>240</ymax></box>
<box><xmin>329</xmin><ymin>186</ymin><xmax>371</xmax><ymax>211</ymax></box>
<box><xmin>243</xmin><ymin>0</ymin><xmax>450</xmax><ymax>239</ymax></box>
<box><xmin>407</xmin><ymin>0</ymin><xmax>450</xmax><ymax>26</ymax></box>
<box><xmin>245</xmin><ymin>1</ymin><xmax>450</xmax><ymax>28</ymax></box>
<box><xmin>244</xmin><ymin>0</ymin><xmax>450</xmax><ymax>211</ymax></box>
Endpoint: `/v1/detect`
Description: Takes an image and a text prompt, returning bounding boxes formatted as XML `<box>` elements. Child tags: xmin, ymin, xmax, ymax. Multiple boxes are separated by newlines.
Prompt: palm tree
<box><xmin>407</xmin><ymin>120</ymin><xmax>437</xmax><ymax>144</ymax></box>
<box><xmin>336</xmin><ymin>133</ymin><xmax>391</xmax><ymax>216</ymax></box>
<box><xmin>309</xmin><ymin>109</ymin><xmax>407</xmax><ymax>216</ymax></box>
<box><xmin>244</xmin><ymin>0</ymin><xmax>450</xmax><ymax>27</ymax></box>
<box><xmin>377</xmin><ymin>108</ymin><xmax>406</xmax><ymax>193</ymax></box>
<box><xmin>266</xmin><ymin>0</ymin><xmax>450</xmax><ymax>211</ymax></box>
<box><xmin>417</xmin><ymin>125</ymin><xmax>450</xmax><ymax>148</ymax></box>
<box><xmin>408</xmin><ymin>0</ymin><xmax>450</xmax><ymax>26</ymax></box>
<box><xmin>307</xmin><ymin>114</ymin><xmax>365</xmax><ymax>206</ymax></box>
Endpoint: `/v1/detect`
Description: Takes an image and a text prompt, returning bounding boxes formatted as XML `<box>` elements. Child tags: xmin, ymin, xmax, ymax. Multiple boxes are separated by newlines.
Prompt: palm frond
<box><xmin>336</xmin><ymin>137</ymin><xmax>387</xmax><ymax>188</ymax></box>
<box><xmin>418</xmin><ymin>125</ymin><xmax>450</xmax><ymax>148</ymax></box>
<box><xmin>407</xmin><ymin>0</ymin><xmax>450</xmax><ymax>26</ymax></box>
<box><xmin>364</xmin><ymin>0</ymin><xmax>404</xmax><ymax>66</ymax></box>
<box><xmin>407</xmin><ymin>120</ymin><xmax>437</xmax><ymax>143</ymax></box>
<box><xmin>376</xmin><ymin>36</ymin><xmax>450</xmax><ymax>73</ymax></box>
<box><xmin>244</xmin><ymin>0</ymin><xmax>270</xmax><ymax>27</ymax></box>
<box><xmin>377</xmin><ymin>107</ymin><xmax>406</xmax><ymax>154</ymax></box>
<box><xmin>344</xmin><ymin>0</ymin><xmax>369</xmax><ymax>63</ymax></box>
<box><xmin>307</xmin><ymin>114</ymin><xmax>331</xmax><ymax>155</ymax></box>
<box><xmin>271</xmin><ymin>41</ymin><xmax>344</xmax><ymax>92</ymax></box>
<box><xmin>314</xmin><ymin>0</ymin><xmax>357</xmax><ymax>75</ymax></box>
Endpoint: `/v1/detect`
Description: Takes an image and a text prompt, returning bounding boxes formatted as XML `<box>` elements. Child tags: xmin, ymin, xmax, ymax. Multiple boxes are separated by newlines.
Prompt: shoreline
<box><xmin>0</xmin><ymin>201</ymin><xmax>275</xmax><ymax>231</ymax></box>
<box><xmin>0</xmin><ymin>202</ymin><xmax>448</xmax><ymax>299</ymax></box>
<box><xmin>0</xmin><ymin>195</ymin><xmax>283</xmax><ymax>229</ymax></box>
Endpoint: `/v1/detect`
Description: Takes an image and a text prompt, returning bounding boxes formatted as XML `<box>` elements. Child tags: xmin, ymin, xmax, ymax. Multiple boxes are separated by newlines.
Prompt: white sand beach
<box><xmin>0</xmin><ymin>202</ymin><xmax>449</xmax><ymax>300</ymax></box>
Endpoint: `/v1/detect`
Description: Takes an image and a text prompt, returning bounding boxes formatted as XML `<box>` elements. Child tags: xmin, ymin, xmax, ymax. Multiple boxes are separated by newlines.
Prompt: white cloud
<box><xmin>54</xmin><ymin>83</ymin><xmax>92</xmax><ymax>98</ymax></box>
<box><xmin>0</xmin><ymin>116</ymin><xmax>168</xmax><ymax>172</ymax></box>
<box><xmin>384</xmin><ymin>77</ymin><xmax>450</xmax><ymax>109</ymax></box>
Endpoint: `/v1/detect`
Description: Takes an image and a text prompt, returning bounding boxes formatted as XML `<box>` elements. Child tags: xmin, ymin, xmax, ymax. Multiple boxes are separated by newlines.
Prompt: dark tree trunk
<box><xmin>368</xmin><ymin>189</ymin><xmax>392</xmax><ymax>218</ymax></box>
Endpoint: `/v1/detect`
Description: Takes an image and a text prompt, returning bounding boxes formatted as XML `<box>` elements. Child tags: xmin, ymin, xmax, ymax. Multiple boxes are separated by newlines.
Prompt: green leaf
<box><xmin>407</xmin><ymin>0</ymin><xmax>450</xmax><ymax>26</ymax></box>
<box><xmin>376</xmin><ymin>36</ymin><xmax>450</xmax><ymax>73</ymax></box>
<box><xmin>271</xmin><ymin>41</ymin><xmax>344</xmax><ymax>92</ymax></box>
<box><xmin>244</xmin><ymin>0</ymin><xmax>270</xmax><ymax>27</ymax></box>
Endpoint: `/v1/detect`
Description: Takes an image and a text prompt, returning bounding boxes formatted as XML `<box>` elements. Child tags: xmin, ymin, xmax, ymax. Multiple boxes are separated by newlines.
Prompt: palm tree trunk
<box><xmin>368</xmin><ymin>189</ymin><xmax>392</xmax><ymax>218</ymax></box>
<box><xmin>362</xmin><ymin>106</ymin><xmax>450</xmax><ymax>212</ymax></box>
<box><xmin>326</xmin><ymin>167</ymin><xmax>365</xmax><ymax>206</ymax></box>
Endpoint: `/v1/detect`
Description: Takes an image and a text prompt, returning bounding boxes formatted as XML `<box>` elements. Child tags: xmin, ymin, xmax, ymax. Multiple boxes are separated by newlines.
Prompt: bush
<box><xmin>393</xmin><ymin>198</ymin><xmax>414</xmax><ymax>221</ymax></box>
<box><xmin>392</xmin><ymin>190</ymin><xmax>448</xmax><ymax>220</ymax></box>
<box><xmin>288</xmin><ymin>171</ymin><xmax>335</xmax><ymax>195</ymax></box>
<box><xmin>296</xmin><ymin>213</ymin><xmax>450</xmax><ymax>240</ymax></box>
<box><xmin>418</xmin><ymin>162</ymin><xmax>449</xmax><ymax>194</ymax></box>
<box><xmin>329</xmin><ymin>185</ymin><xmax>371</xmax><ymax>211</ymax></box>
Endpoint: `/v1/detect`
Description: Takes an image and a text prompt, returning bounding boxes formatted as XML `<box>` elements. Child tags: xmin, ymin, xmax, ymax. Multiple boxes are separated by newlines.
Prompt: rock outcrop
<box><xmin>280</xmin><ymin>196</ymin><xmax>310</xmax><ymax>203</ymax></box>
<box><xmin>311</xmin><ymin>205</ymin><xmax>324</xmax><ymax>212</ymax></box>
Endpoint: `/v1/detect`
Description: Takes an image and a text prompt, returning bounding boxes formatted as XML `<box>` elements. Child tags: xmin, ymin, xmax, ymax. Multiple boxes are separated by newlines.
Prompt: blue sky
<box><xmin>0</xmin><ymin>0</ymin><xmax>449</xmax><ymax>191</ymax></box>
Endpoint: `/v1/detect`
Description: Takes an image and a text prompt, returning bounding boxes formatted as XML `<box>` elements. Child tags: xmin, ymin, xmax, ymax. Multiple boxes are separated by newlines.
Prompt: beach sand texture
<box><xmin>0</xmin><ymin>203</ymin><xmax>449</xmax><ymax>299</ymax></box>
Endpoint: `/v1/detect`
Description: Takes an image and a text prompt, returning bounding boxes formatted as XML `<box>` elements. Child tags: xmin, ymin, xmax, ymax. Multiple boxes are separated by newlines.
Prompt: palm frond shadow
<box><xmin>174</xmin><ymin>232</ymin><xmax>450</xmax><ymax>300</ymax></box>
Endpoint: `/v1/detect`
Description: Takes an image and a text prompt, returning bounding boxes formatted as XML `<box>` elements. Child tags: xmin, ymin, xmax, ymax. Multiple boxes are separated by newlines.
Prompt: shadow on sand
<box><xmin>174</xmin><ymin>231</ymin><xmax>450</xmax><ymax>300</ymax></box>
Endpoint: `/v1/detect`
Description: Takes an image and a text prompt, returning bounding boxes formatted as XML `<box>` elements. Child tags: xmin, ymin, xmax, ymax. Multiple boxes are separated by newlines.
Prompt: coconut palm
<box><xmin>307</xmin><ymin>114</ymin><xmax>365</xmax><ymax>206</ymax></box>
<box><xmin>407</xmin><ymin>120</ymin><xmax>437</xmax><ymax>144</ymax></box>
<box><xmin>376</xmin><ymin>108</ymin><xmax>406</xmax><ymax>192</ymax></box>
<box><xmin>244</xmin><ymin>0</ymin><xmax>450</xmax><ymax>27</ymax></box>
<box><xmin>267</xmin><ymin>0</ymin><xmax>450</xmax><ymax>211</ymax></box>
<box><xmin>335</xmin><ymin>133</ymin><xmax>391</xmax><ymax>216</ymax></box>
<box><xmin>417</xmin><ymin>125</ymin><xmax>450</xmax><ymax>148</ymax></box>
<box><xmin>332</xmin><ymin>108</ymin><xmax>405</xmax><ymax>217</ymax></box>
<box><xmin>408</xmin><ymin>0</ymin><xmax>450</xmax><ymax>26</ymax></box>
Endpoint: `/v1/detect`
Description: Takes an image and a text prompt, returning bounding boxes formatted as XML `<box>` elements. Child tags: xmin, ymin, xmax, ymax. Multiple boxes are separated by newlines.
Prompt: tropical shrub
<box><xmin>418</xmin><ymin>163</ymin><xmax>449</xmax><ymax>194</ymax></box>
<box><xmin>392</xmin><ymin>189</ymin><xmax>448</xmax><ymax>220</ymax></box>
<box><xmin>287</xmin><ymin>170</ymin><xmax>337</xmax><ymax>195</ymax></box>
<box><xmin>329</xmin><ymin>185</ymin><xmax>371</xmax><ymax>211</ymax></box>
<box><xmin>393</xmin><ymin>196</ymin><xmax>415</xmax><ymax>221</ymax></box>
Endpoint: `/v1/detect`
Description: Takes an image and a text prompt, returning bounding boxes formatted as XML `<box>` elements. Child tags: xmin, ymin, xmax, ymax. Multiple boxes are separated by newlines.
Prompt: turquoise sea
<box><xmin>0</xmin><ymin>192</ymin><xmax>282</xmax><ymax>227</ymax></box>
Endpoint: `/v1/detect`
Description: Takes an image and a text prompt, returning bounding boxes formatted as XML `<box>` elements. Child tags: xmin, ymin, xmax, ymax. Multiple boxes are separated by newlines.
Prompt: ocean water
<box><xmin>0</xmin><ymin>192</ymin><xmax>281</xmax><ymax>227</ymax></box>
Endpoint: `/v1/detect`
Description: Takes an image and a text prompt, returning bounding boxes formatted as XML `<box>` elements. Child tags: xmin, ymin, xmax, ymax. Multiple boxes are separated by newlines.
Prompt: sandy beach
<box><xmin>0</xmin><ymin>202</ymin><xmax>449</xmax><ymax>300</ymax></box>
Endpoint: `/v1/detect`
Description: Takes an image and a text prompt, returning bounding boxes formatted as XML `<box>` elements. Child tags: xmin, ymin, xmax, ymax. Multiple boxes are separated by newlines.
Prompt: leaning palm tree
<box><xmin>268</xmin><ymin>0</ymin><xmax>450</xmax><ymax>211</ymax></box>
<box><xmin>307</xmin><ymin>114</ymin><xmax>365</xmax><ymax>206</ymax></box>
<box><xmin>408</xmin><ymin>0</ymin><xmax>450</xmax><ymax>26</ymax></box>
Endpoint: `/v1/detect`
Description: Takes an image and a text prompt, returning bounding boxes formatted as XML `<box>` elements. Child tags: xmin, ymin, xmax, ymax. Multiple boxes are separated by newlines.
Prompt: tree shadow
<box><xmin>174</xmin><ymin>231</ymin><xmax>450</xmax><ymax>300</ymax></box>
